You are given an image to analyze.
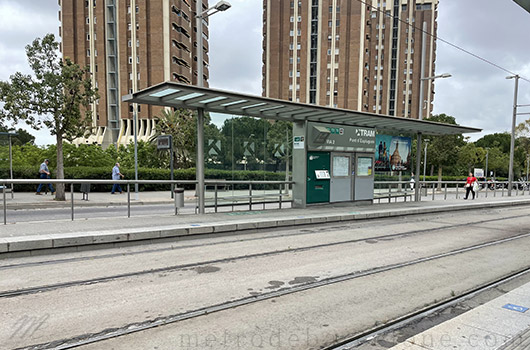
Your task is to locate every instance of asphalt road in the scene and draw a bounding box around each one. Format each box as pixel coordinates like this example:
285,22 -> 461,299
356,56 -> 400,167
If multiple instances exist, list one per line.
3,205 -> 530,349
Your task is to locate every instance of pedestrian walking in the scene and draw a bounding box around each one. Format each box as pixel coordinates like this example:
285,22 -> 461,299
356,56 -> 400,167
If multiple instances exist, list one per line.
111,162 -> 124,194
36,159 -> 55,195
464,172 -> 477,200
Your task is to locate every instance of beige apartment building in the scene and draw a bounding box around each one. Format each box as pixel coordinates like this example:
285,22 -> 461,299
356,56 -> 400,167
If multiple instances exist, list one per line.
263,0 -> 438,119
59,0 -> 209,147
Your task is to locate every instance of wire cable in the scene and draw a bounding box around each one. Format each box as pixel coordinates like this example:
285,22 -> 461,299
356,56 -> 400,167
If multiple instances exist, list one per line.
356,0 -> 530,84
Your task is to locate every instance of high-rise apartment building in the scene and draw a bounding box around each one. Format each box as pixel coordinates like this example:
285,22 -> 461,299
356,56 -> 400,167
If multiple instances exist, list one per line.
263,0 -> 438,119
59,0 -> 210,147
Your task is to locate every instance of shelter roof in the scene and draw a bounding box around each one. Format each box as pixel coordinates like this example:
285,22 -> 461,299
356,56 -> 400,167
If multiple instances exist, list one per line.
122,82 -> 481,136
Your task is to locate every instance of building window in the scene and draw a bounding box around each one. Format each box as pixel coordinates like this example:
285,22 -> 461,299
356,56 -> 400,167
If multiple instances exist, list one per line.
298,16 -> 302,22
290,16 -> 294,22
290,30 -> 294,36
86,49 -> 90,56
371,11 -> 377,18
128,23 -> 132,31
128,40 -> 132,47
297,43 -> 301,50
86,17 -> 89,24
128,56 -> 132,64
87,34 -> 90,41
127,6 -> 131,14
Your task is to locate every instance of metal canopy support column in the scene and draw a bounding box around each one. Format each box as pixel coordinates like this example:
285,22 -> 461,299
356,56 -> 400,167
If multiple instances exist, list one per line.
197,107 -> 205,214
415,132 -> 422,201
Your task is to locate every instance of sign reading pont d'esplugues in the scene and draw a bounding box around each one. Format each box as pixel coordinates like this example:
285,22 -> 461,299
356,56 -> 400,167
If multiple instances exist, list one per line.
307,122 -> 375,152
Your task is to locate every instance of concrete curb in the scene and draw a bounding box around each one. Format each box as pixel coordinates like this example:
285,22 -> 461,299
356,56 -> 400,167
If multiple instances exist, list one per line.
3,198 -> 530,256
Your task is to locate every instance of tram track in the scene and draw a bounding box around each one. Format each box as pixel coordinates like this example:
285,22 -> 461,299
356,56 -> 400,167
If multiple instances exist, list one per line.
1,210 -> 526,272
15,231 -> 530,350
325,268 -> 530,350
1,212 -> 527,299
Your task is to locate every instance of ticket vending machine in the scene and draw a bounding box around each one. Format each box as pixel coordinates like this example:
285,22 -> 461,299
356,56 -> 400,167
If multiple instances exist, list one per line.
292,121 -> 375,208
306,152 -> 331,204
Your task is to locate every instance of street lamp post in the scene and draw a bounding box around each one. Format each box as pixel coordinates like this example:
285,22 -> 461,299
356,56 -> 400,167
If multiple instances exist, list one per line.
507,75 -> 519,196
195,0 -> 231,214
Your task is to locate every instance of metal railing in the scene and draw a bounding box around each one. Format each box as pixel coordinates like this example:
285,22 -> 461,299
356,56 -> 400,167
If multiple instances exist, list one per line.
374,180 -> 530,203
1,179 -> 294,225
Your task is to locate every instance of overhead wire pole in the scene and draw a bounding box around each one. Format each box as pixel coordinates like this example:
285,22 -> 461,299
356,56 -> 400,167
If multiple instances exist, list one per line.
415,22 -> 428,202
195,0 -> 231,214
196,0 -> 206,214
507,75 -> 519,196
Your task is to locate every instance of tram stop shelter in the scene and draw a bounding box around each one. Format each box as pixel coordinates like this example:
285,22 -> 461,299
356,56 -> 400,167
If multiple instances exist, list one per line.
123,82 -> 481,213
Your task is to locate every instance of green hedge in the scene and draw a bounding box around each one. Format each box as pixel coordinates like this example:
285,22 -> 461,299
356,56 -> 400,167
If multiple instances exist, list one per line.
0,166 -> 286,192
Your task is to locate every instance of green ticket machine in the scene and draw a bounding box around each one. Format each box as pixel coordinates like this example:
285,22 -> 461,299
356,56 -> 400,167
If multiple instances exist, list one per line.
306,152 -> 331,204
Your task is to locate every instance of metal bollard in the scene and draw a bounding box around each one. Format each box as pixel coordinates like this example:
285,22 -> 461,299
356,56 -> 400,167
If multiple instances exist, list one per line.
174,188 -> 185,215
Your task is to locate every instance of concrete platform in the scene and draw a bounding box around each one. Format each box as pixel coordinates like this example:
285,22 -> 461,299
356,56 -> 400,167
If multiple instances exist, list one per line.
389,282 -> 530,349
2,191 -> 530,256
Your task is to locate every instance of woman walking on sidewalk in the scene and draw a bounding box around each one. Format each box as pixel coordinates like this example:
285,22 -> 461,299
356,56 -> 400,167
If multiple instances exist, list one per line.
464,172 -> 477,200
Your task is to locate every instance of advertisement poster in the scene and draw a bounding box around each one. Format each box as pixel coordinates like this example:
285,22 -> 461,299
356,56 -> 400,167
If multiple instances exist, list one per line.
375,135 -> 411,172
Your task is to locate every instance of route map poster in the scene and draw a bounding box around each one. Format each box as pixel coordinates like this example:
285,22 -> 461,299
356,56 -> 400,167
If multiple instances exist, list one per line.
375,135 -> 411,172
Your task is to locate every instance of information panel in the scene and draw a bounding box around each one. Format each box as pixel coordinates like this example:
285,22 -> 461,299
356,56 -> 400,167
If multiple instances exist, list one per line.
332,156 -> 349,177
357,157 -> 373,176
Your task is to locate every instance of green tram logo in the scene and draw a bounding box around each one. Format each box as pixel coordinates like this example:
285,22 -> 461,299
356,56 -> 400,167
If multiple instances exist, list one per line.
326,127 -> 344,135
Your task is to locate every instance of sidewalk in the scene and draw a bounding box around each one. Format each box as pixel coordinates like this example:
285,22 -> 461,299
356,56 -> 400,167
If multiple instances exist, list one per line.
389,281 -> 530,349
2,191 -> 530,256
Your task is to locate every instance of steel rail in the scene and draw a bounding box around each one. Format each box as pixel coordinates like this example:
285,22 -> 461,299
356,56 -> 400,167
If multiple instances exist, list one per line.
326,267 -> 530,350
2,212 -> 528,297
17,232 -> 530,350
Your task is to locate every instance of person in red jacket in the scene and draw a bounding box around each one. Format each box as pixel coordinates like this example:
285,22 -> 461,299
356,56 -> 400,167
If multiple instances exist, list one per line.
464,172 -> 477,200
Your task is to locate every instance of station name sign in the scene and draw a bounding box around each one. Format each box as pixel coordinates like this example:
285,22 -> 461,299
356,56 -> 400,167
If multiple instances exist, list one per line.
307,122 -> 375,152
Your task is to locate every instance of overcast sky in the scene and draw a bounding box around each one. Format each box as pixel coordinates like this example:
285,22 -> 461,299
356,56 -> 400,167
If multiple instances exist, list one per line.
0,0 -> 529,145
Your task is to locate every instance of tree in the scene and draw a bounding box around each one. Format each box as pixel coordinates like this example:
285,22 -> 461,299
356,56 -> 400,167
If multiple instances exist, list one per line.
475,133 -> 512,154
457,142 -> 483,174
220,117 -> 271,170
0,34 -> 98,200
424,114 -> 465,183
150,108 -> 198,169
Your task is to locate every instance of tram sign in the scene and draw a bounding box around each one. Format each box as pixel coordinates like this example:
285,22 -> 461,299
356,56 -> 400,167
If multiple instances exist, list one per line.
157,135 -> 172,150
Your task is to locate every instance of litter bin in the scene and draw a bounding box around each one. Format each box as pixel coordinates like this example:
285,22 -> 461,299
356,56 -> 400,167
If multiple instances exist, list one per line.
174,188 -> 184,214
